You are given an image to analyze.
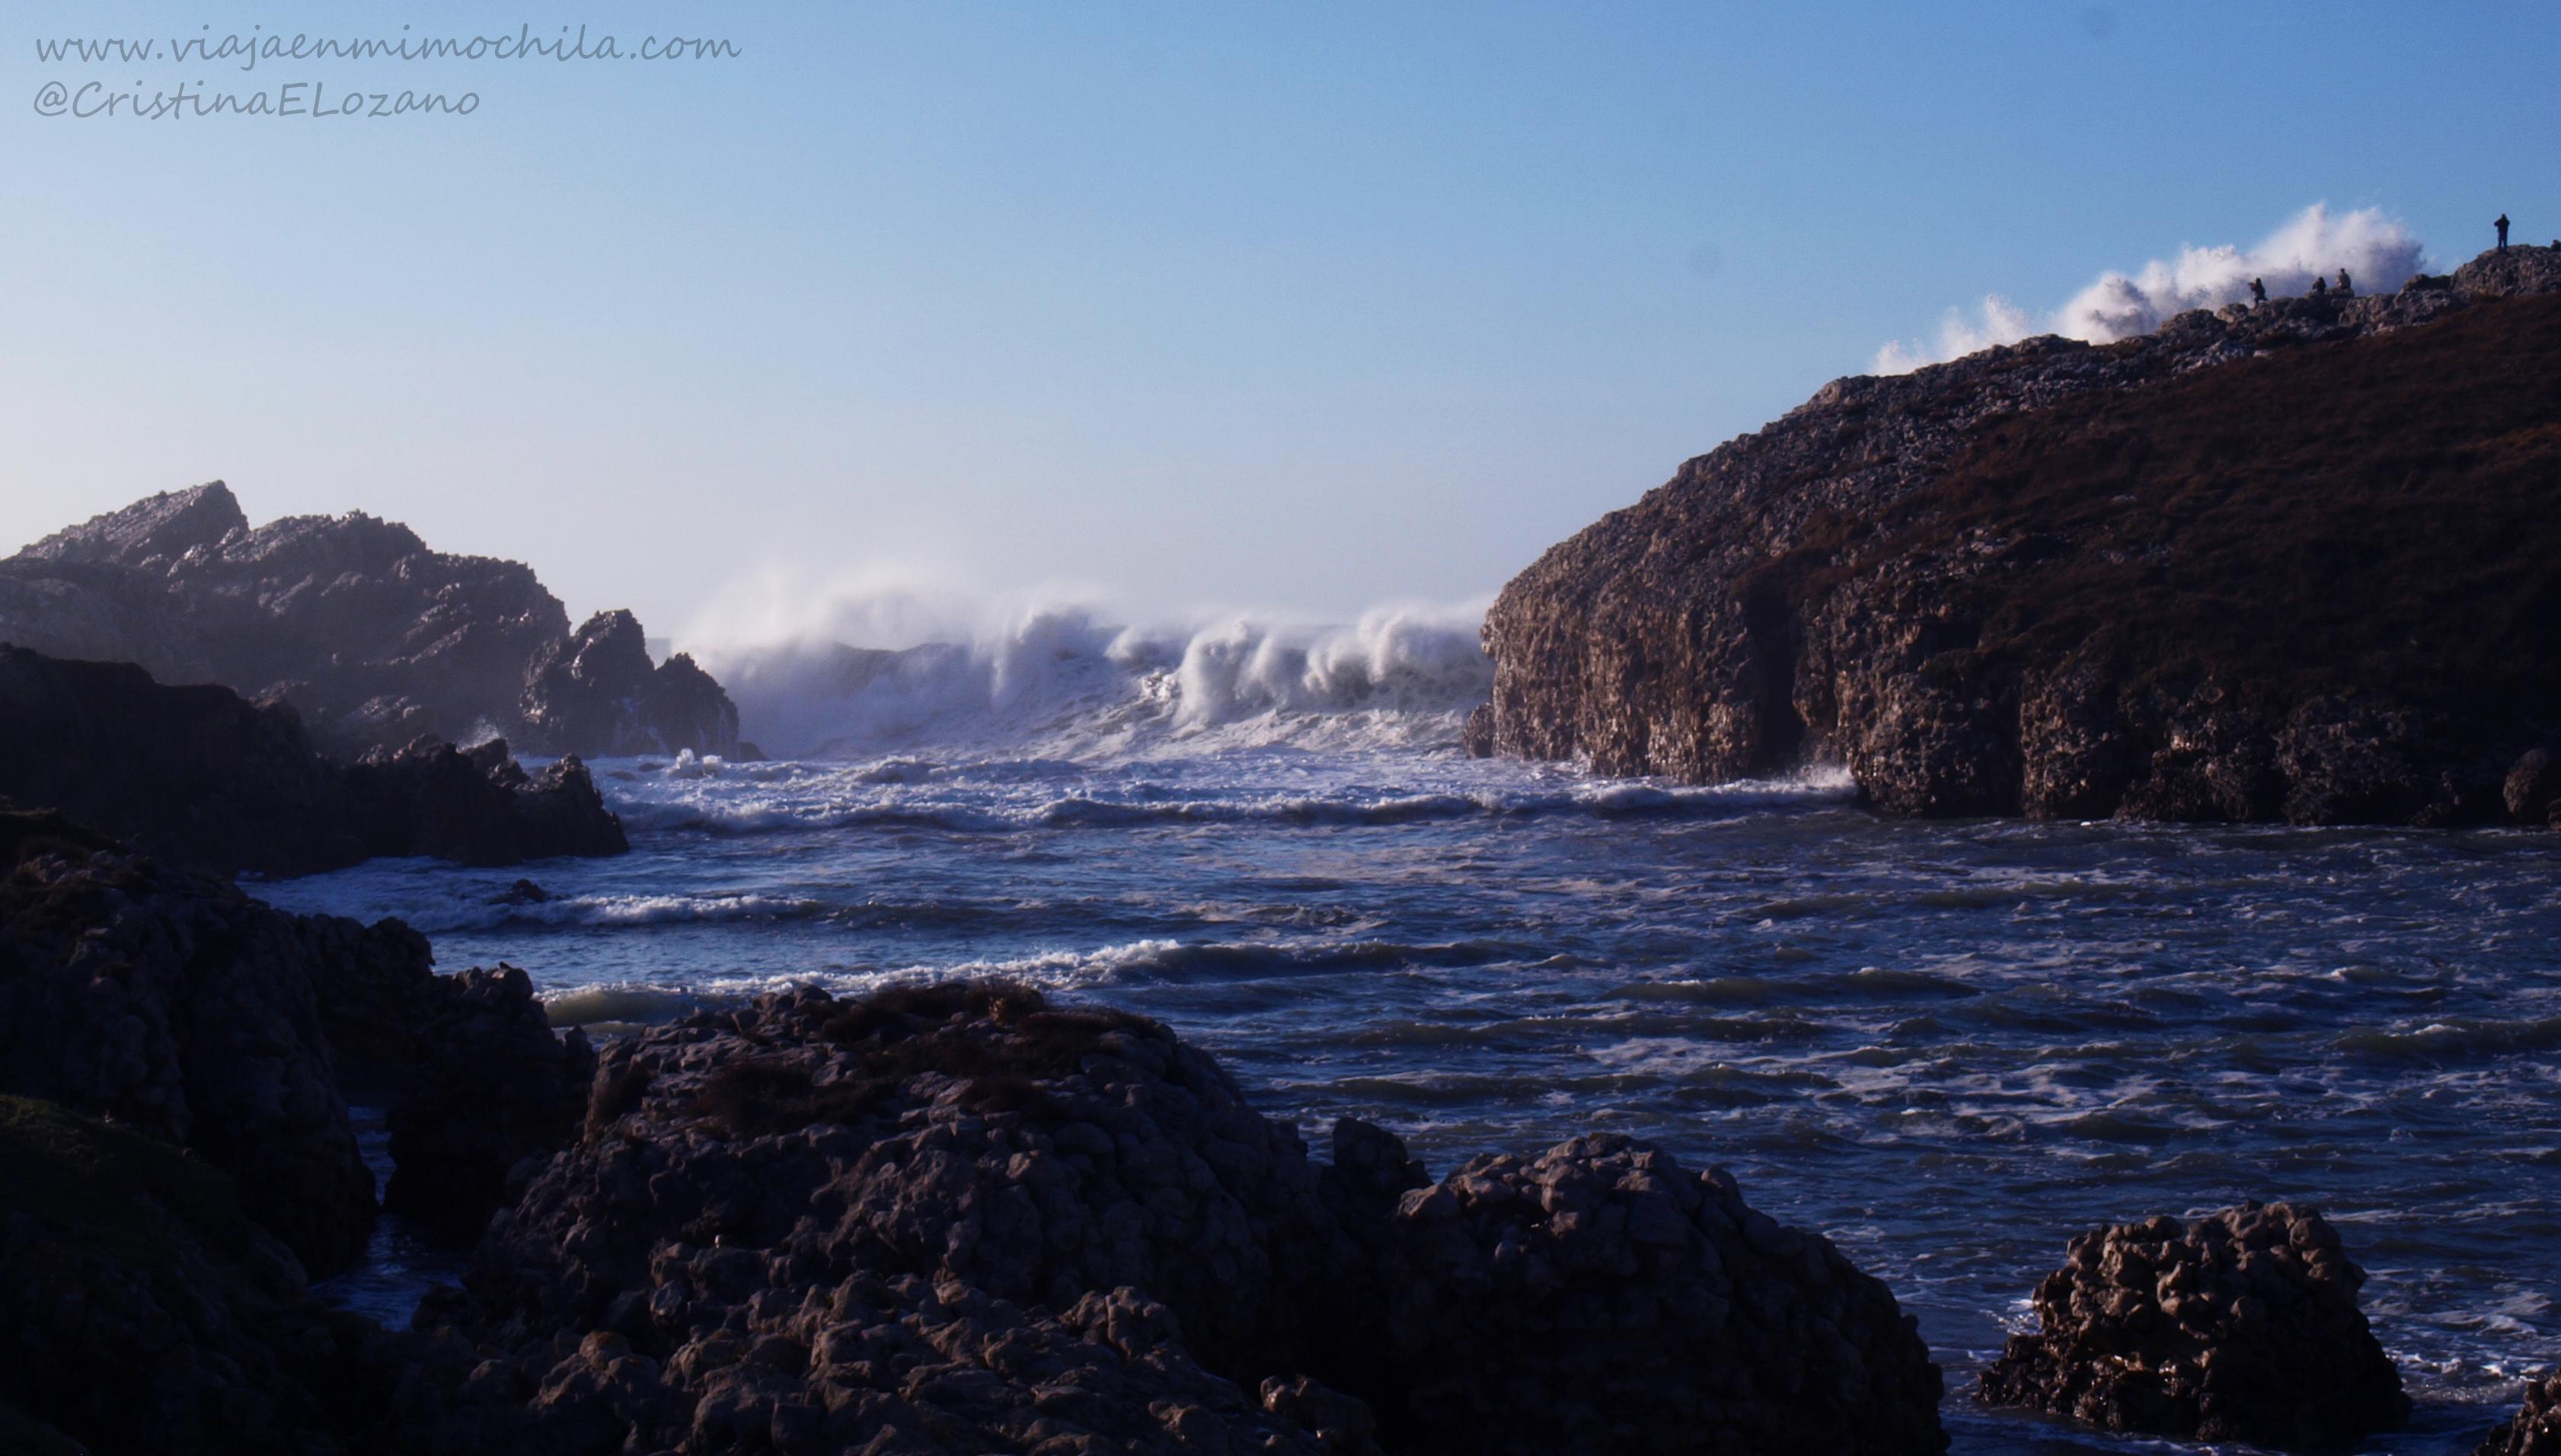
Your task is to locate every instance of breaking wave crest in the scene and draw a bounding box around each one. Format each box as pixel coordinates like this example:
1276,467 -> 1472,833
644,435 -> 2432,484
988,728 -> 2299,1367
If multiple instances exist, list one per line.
686,598 -> 1493,761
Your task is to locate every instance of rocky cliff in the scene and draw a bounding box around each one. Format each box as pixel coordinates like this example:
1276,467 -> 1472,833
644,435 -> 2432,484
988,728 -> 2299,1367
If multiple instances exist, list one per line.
0,481 -> 739,761
1473,245 -> 2561,824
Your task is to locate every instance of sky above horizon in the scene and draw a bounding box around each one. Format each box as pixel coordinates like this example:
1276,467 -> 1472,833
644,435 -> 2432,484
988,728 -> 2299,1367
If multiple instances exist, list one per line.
8,1 -> 2558,647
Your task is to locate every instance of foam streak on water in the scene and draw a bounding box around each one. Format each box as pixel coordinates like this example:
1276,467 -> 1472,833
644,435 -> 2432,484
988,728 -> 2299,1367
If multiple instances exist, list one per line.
263,739 -> 2561,1454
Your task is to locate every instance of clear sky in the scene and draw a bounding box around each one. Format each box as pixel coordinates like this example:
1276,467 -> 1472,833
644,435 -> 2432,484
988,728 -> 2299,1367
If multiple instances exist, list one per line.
8,1 -> 2557,644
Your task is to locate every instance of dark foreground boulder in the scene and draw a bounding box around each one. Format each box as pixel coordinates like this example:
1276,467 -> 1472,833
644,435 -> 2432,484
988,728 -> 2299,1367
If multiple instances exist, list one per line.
0,1094 -> 391,1456
1978,1201 -> 2407,1452
1380,1134 -> 1943,1454
415,981 -> 1946,1455
383,963 -> 596,1240
2476,1371 -> 2561,1455
1,822 -> 602,1274
0,840 -> 380,1272
0,643 -> 626,876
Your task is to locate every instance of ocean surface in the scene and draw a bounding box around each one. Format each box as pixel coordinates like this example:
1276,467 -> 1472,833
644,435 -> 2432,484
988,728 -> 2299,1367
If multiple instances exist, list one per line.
267,685 -> 2561,1455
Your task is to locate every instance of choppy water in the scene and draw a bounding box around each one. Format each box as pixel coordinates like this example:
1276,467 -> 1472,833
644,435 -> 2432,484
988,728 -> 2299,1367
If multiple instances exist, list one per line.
269,739 -> 2561,1454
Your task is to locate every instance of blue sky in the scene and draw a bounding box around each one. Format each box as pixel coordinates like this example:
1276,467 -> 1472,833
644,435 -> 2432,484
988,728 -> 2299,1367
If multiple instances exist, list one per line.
8,1 -> 2556,642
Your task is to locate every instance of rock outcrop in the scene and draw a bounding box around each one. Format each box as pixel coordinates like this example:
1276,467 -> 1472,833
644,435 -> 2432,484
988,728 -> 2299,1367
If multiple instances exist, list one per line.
0,481 -> 739,760
2476,1371 -> 2561,1456
410,981 -> 1947,1455
0,1093 -> 394,1456
1378,1135 -> 1943,1453
1978,1202 -> 2407,1452
0,822 -> 603,1274
0,643 -> 625,876
1475,246 -> 2561,825
521,608 -> 743,759
0,839 -> 382,1272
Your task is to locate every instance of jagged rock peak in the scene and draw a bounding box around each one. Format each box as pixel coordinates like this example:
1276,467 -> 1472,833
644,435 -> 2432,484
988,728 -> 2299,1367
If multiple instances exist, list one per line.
18,479 -> 247,567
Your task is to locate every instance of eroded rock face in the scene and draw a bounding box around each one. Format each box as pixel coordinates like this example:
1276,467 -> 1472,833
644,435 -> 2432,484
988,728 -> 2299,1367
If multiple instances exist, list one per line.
0,644 -> 626,876
0,481 -> 737,760
1978,1202 -> 2408,1452
1477,247 -> 2561,826
2475,1372 -> 2561,1456
413,982 -> 1948,1456
520,609 -> 741,759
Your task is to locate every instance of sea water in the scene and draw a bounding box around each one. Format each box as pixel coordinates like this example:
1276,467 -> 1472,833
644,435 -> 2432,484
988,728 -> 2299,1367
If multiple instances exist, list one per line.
267,710 -> 2561,1454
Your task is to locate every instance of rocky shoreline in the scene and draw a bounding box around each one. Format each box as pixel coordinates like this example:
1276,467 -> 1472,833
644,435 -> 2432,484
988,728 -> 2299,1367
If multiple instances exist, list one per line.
1471,245 -> 2561,827
0,813 -> 2549,1454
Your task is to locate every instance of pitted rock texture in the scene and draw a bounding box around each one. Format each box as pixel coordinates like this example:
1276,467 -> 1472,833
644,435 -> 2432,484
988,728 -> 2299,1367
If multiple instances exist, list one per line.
0,480 -> 737,759
0,643 -> 625,875
422,982 -> 1946,1455
1477,246 -> 2561,825
1378,1135 -> 1943,1454
2476,1371 -> 2561,1456
1978,1201 -> 2408,1452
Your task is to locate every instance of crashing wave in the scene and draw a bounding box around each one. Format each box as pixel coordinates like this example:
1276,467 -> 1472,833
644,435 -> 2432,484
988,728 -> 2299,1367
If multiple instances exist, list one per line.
688,599 -> 1494,760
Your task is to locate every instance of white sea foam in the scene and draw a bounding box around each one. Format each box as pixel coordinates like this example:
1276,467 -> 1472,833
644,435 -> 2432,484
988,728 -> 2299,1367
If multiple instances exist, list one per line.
679,581 -> 1494,761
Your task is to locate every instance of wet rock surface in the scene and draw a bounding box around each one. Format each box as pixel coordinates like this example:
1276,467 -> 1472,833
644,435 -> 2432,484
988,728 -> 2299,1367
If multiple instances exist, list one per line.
396,981 -> 1947,1455
0,643 -> 625,875
1978,1201 -> 2407,1452
2476,1371 -> 2561,1456
0,480 -> 737,759
1477,246 -> 2561,825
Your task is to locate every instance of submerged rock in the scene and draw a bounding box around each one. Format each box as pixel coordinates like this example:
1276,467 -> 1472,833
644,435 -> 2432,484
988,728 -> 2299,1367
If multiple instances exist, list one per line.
0,643 -> 625,876
1477,247 -> 2561,826
1978,1201 -> 2408,1452
0,480 -> 738,760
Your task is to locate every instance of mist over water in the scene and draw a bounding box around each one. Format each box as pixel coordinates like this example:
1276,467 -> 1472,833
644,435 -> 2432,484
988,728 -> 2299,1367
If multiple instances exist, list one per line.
682,586 -> 1495,761
267,688 -> 2561,1454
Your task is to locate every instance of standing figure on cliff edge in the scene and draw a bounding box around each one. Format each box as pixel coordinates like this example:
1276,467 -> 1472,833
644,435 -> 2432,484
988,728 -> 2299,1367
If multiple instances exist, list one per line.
2336,268 -> 2353,297
2250,276 -> 2266,304
2496,213 -> 2510,250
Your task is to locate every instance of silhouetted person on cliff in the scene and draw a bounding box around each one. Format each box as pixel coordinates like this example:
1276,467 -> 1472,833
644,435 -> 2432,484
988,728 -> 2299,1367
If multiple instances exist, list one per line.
2336,268 -> 2353,296
2250,277 -> 2266,304
2309,274 -> 2327,299
2496,214 -> 2510,251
